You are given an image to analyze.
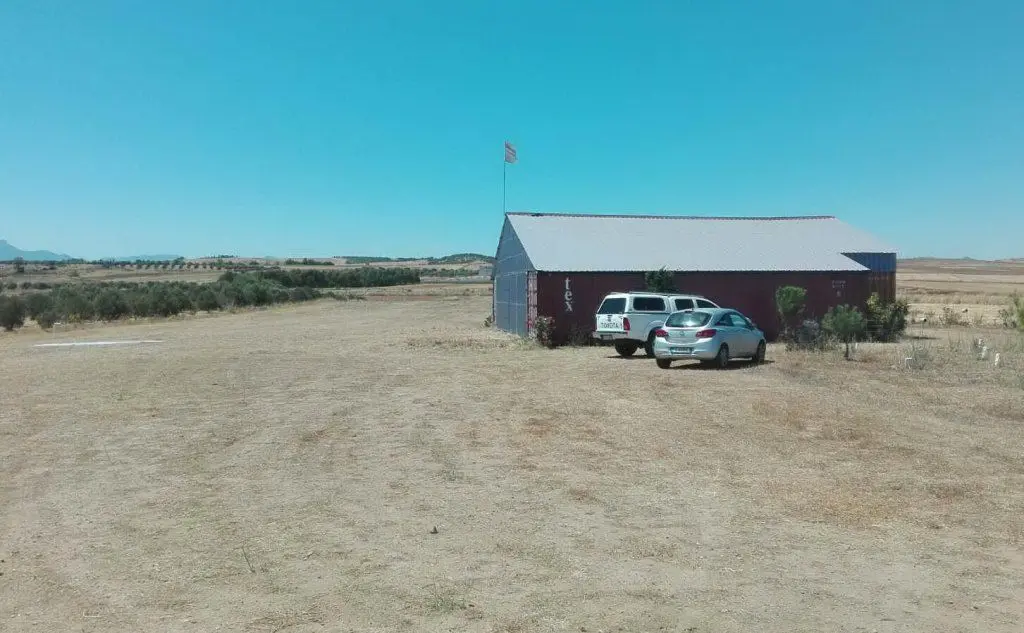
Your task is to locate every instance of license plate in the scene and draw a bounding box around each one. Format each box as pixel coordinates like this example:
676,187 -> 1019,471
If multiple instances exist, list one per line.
670,347 -> 692,355
600,334 -> 612,340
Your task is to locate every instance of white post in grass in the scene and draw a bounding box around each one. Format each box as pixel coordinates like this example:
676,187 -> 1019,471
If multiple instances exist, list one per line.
981,346 -> 989,360
994,353 -> 1002,368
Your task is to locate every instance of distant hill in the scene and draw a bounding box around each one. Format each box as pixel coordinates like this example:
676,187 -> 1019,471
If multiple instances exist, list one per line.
340,253 -> 494,265
0,239 -> 73,261
104,254 -> 183,262
433,253 -> 494,264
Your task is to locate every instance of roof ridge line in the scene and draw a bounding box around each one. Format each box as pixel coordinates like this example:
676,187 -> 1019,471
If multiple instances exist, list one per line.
506,212 -> 837,221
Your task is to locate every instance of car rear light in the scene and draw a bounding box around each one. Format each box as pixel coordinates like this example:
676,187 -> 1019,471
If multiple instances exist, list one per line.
623,317 -> 630,332
654,328 -> 668,338
695,328 -> 717,339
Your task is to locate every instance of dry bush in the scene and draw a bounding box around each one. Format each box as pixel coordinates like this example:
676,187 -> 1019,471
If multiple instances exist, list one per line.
941,306 -> 968,327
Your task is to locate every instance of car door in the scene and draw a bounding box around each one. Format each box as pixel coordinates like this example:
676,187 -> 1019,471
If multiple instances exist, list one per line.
630,296 -> 668,339
727,312 -> 756,356
716,312 -> 748,356
713,312 -> 738,353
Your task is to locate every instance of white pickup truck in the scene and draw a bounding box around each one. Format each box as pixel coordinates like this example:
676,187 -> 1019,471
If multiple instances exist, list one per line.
593,292 -> 720,357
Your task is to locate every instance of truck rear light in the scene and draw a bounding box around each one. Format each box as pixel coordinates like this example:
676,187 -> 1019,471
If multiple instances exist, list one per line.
623,317 -> 630,332
695,328 -> 717,339
654,329 -> 668,338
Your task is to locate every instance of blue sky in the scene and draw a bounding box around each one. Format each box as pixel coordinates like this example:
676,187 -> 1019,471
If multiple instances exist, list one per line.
2,1 -> 1022,259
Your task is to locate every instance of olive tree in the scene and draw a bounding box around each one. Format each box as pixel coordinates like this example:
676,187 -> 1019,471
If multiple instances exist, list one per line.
823,304 -> 867,359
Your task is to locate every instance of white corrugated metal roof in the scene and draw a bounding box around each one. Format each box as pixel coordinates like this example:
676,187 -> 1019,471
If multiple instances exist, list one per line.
507,213 -> 895,272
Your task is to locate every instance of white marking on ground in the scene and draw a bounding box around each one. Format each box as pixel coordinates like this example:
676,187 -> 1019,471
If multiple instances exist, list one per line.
34,340 -> 165,348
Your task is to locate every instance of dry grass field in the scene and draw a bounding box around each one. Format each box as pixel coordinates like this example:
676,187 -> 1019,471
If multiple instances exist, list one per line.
898,258 -> 1024,326
2,286 -> 1024,632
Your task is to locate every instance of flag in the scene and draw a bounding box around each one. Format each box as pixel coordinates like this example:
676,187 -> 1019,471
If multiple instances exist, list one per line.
504,141 -> 517,164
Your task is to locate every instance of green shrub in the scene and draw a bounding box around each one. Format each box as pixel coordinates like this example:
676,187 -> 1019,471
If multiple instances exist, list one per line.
534,316 -> 556,348
4,282 -> 16,290
222,266 -> 419,289
998,293 -> 1024,331
865,293 -> 909,342
36,310 -> 58,330
0,295 -> 27,331
129,291 -> 155,317
823,305 -> 867,359
24,292 -> 54,320
20,277 -> 322,324
52,287 -> 95,322
785,319 -> 834,352
775,286 -> 807,337
95,289 -> 130,320
195,288 -> 222,311
644,268 -> 675,293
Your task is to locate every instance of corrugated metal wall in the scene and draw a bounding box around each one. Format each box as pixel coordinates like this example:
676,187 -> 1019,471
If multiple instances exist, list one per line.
536,271 -> 872,342
844,252 -> 897,302
493,219 -> 533,336
843,252 -> 896,272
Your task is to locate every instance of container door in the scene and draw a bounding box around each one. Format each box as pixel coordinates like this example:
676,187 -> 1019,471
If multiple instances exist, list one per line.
527,272 -> 538,334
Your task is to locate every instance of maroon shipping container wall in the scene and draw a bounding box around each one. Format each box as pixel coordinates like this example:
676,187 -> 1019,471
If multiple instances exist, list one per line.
536,271 -> 872,342
867,272 -> 896,303
533,272 -> 644,339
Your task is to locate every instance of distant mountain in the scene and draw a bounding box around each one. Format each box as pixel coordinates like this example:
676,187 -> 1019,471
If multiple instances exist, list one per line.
0,239 -> 73,261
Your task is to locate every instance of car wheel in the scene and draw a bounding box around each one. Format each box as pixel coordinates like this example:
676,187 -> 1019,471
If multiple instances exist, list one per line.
754,340 -> 766,364
715,344 -> 729,369
656,358 -> 672,369
614,341 -> 639,357
645,333 -> 657,357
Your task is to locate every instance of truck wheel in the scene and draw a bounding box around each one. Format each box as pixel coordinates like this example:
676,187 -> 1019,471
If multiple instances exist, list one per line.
645,333 -> 657,357
614,341 -> 639,357
656,359 -> 672,369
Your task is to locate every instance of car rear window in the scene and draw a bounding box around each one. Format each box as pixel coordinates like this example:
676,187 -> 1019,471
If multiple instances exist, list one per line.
666,311 -> 713,327
597,297 -> 627,314
631,297 -> 666,312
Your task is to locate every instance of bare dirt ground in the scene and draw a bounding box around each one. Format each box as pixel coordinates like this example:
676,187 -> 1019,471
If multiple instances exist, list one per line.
2,291 -> 1024,632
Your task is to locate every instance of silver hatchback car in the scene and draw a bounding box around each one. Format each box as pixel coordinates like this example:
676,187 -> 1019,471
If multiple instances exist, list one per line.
652,308 -> 766,369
